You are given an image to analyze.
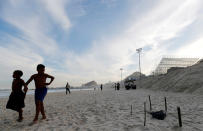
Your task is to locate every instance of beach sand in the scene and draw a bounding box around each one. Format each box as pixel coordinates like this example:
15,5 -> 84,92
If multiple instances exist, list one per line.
1,88 -> 203,131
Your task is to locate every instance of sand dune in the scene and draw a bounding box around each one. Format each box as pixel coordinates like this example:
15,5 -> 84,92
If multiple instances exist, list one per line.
138,61 -> 203,94
0,88 -> 203,131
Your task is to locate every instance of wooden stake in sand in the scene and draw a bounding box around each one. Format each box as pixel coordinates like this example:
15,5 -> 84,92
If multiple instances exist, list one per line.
130,104 -> 133,115
94,91 -> 97,105
177,106 -> 182,127
164,97 -> 167,112
148,95 -> 152,111
144,102 -> 146,126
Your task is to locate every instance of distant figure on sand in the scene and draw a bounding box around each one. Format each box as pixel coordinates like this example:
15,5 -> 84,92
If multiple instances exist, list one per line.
6,70 -> 28,122
66,82 -> 71,94
100,84 -> 103,91
117,83 -> 120,90
26,64 -> 54,123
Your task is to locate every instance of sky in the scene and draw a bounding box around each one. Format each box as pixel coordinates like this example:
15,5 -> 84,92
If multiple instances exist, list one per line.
0,0 -> 203,89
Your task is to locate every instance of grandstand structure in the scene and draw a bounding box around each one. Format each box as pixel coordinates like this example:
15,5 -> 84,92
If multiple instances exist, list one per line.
154,57 -> 199,75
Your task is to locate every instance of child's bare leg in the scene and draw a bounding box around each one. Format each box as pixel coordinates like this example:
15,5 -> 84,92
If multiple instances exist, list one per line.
17,109 -> 23,122
40,102 -> 46,119
33,101 -> 41,122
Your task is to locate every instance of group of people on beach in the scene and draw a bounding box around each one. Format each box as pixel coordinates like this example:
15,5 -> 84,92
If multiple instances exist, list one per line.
6,64 -> 104,124
6,64 -> 54,124
115,82 -> 120,90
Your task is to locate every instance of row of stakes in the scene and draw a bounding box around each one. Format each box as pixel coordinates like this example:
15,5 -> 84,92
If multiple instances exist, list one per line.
142,95 -> 182,127
129,95 -> 182,127
93,90 -> 182,128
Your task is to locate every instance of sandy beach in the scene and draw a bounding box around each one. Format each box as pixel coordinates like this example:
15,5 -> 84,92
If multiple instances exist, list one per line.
1,88 -> 203,131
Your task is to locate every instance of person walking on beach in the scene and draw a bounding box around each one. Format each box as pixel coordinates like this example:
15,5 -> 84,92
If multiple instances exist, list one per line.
66,82 -> 71,94
6,70 -> 28,122
117,82 -> 120,90
100,84 -> 103,91
26,64 -> 54,123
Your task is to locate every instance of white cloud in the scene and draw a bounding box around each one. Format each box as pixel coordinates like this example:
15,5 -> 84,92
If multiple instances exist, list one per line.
0,36 -> 44,89
128,0 -> 201,44
62,0 -> 203,83
1,1 -> 59,55
0,0 -> 68,88
0,0 -> 203,88
174,37 -> 203,58
101,0 -> 117,8
41,0 -> 71,30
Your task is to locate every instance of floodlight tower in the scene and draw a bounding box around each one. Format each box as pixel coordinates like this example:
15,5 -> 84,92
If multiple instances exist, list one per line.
120,68 -> 123,87
136,48 -> 142,87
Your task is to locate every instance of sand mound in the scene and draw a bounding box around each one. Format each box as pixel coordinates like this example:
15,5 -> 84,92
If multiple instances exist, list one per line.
139,61 -> 203,94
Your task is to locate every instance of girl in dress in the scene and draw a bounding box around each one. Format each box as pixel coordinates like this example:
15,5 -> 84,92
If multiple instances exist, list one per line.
6,70 -> 28,122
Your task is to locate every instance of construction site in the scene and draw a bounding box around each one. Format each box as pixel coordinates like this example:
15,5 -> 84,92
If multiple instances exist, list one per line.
136,57 -> 203,94
153,57 -> 200,75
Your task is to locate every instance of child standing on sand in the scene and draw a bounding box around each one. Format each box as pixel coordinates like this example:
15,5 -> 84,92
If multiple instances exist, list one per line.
6,70 -> 28,122
26,64 -> 54,123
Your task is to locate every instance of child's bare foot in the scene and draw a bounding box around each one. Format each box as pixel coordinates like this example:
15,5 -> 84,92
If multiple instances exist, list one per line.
33,117 -> 38,123
17,117 -> 23,122
41,115 -> 46,120
29,120 -> 37,126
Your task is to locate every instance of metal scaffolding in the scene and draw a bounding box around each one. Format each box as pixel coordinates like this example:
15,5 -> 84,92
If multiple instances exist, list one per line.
154,57 -> 199,75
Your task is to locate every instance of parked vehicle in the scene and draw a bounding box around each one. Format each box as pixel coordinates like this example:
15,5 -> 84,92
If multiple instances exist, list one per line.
124,78 -> 136,90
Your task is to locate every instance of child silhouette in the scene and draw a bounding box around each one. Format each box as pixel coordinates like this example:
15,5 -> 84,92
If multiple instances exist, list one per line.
26,64 -> 54,123
6,70 -> 28,122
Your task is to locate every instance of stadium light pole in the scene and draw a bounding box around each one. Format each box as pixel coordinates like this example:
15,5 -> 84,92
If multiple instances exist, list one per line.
136,48 -> 142,88
120,68 -> 123,87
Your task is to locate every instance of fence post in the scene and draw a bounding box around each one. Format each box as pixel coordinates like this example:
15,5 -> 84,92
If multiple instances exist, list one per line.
165,97 -> 167,112
177,106 -> 182,127
144,102 -> 146,126
131,104 -> 133,115
149,95 -> 152,111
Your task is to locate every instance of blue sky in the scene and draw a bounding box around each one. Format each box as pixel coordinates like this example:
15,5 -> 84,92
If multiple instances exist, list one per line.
0,0 -> 203,89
